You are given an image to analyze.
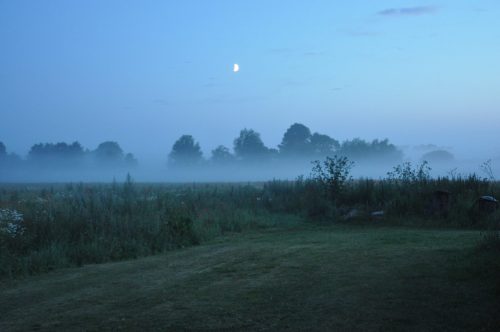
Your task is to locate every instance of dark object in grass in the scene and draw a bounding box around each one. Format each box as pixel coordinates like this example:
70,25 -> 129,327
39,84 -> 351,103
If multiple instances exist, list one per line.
371,210 -> 384,219
429,190 -> 451,217
344,208 -> 362,221
473,196 -> 499,215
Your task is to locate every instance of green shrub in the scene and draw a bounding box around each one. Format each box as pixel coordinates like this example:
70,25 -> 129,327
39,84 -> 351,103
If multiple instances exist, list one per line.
311,156 -> 354,204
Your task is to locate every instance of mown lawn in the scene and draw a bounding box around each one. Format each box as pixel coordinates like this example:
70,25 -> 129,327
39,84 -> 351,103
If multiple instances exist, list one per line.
1,225 -> 499,331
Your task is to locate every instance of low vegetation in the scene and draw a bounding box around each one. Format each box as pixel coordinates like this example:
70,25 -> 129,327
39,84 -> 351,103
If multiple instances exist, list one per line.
1,157 -> 499,330
1,226 -> 499,331
1,158 -> 499,278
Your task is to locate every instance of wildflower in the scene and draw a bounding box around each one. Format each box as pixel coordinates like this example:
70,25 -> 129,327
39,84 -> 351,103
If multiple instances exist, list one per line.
0,208 -> 25,237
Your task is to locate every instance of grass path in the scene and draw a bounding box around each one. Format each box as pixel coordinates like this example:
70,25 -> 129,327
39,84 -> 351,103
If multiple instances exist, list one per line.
1,225 -> 499,331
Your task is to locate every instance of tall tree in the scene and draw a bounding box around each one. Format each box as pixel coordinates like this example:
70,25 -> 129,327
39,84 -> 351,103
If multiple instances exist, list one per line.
94,141 -> 124,164
233,129 -> 269,161
279,123 -> 312,156
421,150 -> 454,163
124,153 -> 139,167
370,139 -> 403,162
28,141 -> 85,165
169,135 -> 203,166
0,142 -> 6,158
211,145 -> 235,164
339,138 -> 402,162
310,133 -> 340,156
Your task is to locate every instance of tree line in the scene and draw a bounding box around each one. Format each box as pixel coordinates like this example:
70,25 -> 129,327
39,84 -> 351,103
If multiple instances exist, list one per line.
0,141 -> 137,170
169,123 -> 402,167
0,123 -> 403,170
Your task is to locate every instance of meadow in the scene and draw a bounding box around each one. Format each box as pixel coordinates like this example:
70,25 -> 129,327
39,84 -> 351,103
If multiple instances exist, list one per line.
1,160 -> 500,330
1,225 -> 499,330
1,160 -> 499,278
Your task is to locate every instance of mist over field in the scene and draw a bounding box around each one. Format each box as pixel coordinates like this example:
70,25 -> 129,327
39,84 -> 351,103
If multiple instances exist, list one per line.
2,3 -> 500,331
1,123 -> 499,183
2,1 -> 500,183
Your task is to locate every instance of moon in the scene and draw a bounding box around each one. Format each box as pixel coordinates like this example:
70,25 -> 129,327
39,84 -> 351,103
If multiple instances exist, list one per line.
233,63 -> 239,73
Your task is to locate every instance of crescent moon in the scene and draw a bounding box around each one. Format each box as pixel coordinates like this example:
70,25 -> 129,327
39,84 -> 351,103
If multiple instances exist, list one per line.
233,64 -> 240,73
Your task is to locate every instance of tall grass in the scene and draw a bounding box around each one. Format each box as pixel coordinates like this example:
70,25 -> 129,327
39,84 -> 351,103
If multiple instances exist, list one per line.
263,162 -> 499,227
0,180 -> 299,278
1,165 -> 499,278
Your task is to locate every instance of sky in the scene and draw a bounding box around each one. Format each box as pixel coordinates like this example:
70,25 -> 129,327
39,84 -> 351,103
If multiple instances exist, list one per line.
1,0 -> 500,162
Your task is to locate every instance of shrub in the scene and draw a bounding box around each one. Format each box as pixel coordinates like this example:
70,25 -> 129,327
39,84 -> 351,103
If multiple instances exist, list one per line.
387,161 -> 431,184
311,155 -> 354,204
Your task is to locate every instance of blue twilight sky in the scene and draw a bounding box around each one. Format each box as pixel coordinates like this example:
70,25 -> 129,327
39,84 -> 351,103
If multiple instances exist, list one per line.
1,0 -> 500,161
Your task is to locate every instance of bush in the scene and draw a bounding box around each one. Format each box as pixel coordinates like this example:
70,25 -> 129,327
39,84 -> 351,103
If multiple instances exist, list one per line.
387,161 -> 431,184
311,155 -> 354,204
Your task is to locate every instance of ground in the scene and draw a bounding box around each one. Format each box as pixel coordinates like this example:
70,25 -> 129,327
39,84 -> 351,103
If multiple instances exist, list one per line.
1,225 -> 499,331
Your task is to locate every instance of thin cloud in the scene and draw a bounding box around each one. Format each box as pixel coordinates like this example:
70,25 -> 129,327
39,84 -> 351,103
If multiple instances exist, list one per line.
378,6 -> 437,17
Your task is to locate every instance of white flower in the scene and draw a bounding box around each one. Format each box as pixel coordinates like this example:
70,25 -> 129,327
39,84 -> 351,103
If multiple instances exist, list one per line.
0,208 -> 25,237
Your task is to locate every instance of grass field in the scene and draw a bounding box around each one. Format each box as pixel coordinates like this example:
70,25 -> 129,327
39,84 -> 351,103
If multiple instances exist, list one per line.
1,224 -> 499,331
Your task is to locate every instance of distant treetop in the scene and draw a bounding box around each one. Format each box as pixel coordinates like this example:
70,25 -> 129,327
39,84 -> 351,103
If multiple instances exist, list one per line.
28,141 -> 85,161
421,150 -> 454,163
279,123 -> 312,156
310,132 -> 340,157
0,142 -> 6,157
94,141 -> 124,163
339,138 -> 402,163
169,135 -> 203,166
211,145 -> 235,164
234,129 -> 269,160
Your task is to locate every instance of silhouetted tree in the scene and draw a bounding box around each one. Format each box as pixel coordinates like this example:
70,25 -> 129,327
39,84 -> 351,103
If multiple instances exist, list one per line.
268,148 -> 279,158
0,142 -> 6,158
0,142 -> 7,170
211,145 -> 235,164
339,138 -> 402,163
169,135 -> 203,166
370,139 -> 403,162
0,146 -> 21,177
310,133 -> 340,157
124,153 -> 139,167
233,129 -> 269,161
94,141 -> 124,164
279,123 -> 312,156
28,144 -> 46,160
29,142 -> 84,159
28,141 -> 85,167
62,142 -> 85,159
338,138 -> 370,160
421,150 -> 454,163
312,155 -> 354,203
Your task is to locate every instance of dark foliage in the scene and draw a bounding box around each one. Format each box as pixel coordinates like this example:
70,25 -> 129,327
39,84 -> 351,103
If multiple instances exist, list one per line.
28,141 -> 85,166
421,150 -> 455,163
339,138 -> 403,163
169,135 -> 203,166
211,145 -> 235,164
279,123 -> 312,156
0,142 -> 6,157
310,132 -> 340,157
234,128 -> 270,161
